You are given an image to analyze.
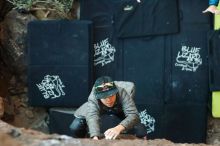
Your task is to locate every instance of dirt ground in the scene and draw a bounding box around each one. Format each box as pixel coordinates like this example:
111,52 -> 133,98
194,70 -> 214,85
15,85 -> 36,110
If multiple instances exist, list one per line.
207,116 -> 220,145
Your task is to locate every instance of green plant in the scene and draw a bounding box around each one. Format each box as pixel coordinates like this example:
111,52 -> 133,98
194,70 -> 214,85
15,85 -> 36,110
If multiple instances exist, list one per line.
7,0 -> 73,16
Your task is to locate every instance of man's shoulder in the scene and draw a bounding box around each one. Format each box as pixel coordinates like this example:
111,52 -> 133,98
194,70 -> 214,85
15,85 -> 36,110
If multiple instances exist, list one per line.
114,81 -> 135,98
88,87 -> 97,100
114,81 -> 135,88
114,81 -> 135,90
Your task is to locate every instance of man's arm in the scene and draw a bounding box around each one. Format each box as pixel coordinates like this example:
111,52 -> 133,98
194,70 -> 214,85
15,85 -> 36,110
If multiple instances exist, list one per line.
104,88 -> 140,139
86,88 -> 101,138
119,88 -> 140,130
203,0 -> 220,14
104,124 -> 125,139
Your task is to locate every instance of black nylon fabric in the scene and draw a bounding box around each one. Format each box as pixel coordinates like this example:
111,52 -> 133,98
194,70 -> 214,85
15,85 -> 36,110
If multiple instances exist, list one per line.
80,0 -> 122,79
114,0 -> 179,38
136,104 -> 165,139
27,20 -> 93,66
164,103 -> 207,143
178,0 -> 211,24
49,108 -> 76,136
28,66 -> 90,107
208,30 -> 220,91
80,0 -> 115,27
80,0 -> 179,38
167,24 -> 210,104
27,20 -> 93,107
92,26 -> 123,80
123,36 -> 165,105
161,24 -> 210,143
121,24 -> 210,142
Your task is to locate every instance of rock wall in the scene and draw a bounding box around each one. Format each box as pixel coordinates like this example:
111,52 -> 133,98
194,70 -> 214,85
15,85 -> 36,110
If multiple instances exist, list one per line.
0,10 -> 36,83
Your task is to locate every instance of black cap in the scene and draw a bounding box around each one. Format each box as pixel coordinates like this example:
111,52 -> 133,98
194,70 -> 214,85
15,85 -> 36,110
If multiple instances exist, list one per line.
94,76 -> 118,99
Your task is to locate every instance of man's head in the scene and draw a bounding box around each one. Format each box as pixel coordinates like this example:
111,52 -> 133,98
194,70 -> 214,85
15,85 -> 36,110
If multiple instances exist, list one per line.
94,76 -> 118,106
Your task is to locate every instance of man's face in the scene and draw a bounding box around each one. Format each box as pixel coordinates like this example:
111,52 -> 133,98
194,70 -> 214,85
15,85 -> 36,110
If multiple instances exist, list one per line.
100,94 -> 116,107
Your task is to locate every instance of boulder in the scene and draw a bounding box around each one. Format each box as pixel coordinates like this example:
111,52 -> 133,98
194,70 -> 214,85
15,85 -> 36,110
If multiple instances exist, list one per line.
0,10 -> 36,83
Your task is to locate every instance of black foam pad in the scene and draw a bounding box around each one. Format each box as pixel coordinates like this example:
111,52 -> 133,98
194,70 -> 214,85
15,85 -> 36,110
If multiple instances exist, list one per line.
27,20 -> 93,66
123,36 -> 165,105
92,26 -> 123,79
164,103 -> 207,143
80,0 -> 179,38
28,66 -> 90,107
48,108 -> 76,136
208,30 -> 220,91
167,24 -> 210,104
178,0 -> 211,24
114,0 -> 179,38
136,104 -> 165,139
27,20 -> 93,107
80,0 -> 115,27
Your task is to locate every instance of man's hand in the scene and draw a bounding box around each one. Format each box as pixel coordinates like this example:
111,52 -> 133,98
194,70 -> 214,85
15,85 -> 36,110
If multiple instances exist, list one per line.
92,136 -> 99,140
104,125 -> 125,140
203,5 -> 220,14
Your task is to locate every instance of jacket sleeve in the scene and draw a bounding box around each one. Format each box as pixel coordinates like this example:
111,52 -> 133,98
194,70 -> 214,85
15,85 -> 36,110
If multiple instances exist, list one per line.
209,0 -> 219,6
119,88 -> 140,130
86,88 -> 101,137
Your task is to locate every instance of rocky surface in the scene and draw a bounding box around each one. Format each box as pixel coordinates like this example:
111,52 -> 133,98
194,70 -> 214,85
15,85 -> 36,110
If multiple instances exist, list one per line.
0,120 -> 216,146
0,10 -> 36,83
1,76 -> 48,133
207,116 -> 220,145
